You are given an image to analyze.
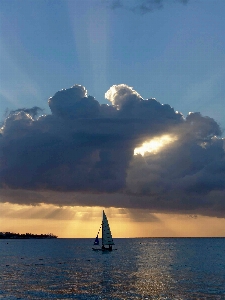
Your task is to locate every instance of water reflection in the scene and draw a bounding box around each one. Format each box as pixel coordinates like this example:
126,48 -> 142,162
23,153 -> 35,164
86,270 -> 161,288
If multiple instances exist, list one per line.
1,238 -> 225,299
84,242 -> 140,299
133,238 -> 177,299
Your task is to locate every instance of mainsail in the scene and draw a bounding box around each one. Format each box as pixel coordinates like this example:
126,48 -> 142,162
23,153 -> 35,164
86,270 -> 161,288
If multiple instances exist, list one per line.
102,210 -> 115,246
92,210 -> 115,251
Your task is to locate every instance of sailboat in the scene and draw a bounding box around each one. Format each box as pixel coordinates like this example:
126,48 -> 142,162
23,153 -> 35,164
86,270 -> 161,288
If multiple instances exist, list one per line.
92,210 -> 116,251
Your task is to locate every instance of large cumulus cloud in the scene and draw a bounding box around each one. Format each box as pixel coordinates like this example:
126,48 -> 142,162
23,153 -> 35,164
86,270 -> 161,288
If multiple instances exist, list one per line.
0,83 -> 225,217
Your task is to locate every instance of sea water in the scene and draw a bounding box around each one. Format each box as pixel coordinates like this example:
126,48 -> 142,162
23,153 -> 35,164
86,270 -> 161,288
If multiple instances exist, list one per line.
0,238 -> 225,299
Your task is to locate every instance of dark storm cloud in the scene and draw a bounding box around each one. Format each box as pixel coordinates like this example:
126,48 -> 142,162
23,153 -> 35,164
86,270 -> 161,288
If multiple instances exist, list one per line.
126,112 -> 225,217
106,0 -> 189,14
0,84 -> 182,192
0,83 -> 225,218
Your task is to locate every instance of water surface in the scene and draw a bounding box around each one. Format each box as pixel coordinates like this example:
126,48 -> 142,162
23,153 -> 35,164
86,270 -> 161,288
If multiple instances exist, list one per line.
0,238 -> 225,299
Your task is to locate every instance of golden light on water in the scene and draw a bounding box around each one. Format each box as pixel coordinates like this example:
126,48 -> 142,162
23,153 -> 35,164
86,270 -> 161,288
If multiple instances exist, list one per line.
134,134 -> 177,156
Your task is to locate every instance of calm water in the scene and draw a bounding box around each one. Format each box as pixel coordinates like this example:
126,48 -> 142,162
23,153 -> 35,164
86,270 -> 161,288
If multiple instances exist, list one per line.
0,238 -> 225,299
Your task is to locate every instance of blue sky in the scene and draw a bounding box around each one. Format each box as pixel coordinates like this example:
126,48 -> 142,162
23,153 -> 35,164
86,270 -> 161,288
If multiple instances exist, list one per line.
1,0 -> 225,131
1,0 -> 225,237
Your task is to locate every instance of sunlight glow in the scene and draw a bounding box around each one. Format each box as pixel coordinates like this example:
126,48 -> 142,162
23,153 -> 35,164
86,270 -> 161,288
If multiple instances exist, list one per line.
0,203 -> 225,238
1,202 -> 225,237
134,134 -> 177,156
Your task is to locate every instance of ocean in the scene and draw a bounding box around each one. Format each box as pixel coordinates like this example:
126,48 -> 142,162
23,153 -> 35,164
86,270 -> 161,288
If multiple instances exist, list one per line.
0,238 -> 225,299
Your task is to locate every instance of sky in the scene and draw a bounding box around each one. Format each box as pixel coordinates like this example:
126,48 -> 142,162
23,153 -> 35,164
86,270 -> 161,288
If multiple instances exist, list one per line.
1,0 -> 225,237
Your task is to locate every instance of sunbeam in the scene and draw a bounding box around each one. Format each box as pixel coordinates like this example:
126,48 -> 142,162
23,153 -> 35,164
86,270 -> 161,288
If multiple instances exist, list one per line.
134,134 -> 177,156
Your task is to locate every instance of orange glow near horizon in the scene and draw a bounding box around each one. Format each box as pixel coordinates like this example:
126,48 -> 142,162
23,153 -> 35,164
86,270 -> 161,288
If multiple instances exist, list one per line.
1,203 -> 225,238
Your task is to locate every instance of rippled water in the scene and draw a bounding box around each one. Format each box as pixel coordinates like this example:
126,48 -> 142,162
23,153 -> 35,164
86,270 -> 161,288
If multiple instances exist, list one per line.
0,238 -> 225,299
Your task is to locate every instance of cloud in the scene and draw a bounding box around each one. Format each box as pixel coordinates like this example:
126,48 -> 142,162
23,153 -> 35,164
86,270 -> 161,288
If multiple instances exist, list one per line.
9,107 -> 44,119
105,84 -> 142,108
0,83 -> 225,218
106,0 -> 190,14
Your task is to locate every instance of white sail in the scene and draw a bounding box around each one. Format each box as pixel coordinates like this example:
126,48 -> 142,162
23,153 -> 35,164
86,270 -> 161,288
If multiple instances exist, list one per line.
102,210 -> 115,246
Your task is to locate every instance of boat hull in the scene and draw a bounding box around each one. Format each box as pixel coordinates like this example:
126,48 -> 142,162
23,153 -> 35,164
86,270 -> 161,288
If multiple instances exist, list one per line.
92,248 -> 117,251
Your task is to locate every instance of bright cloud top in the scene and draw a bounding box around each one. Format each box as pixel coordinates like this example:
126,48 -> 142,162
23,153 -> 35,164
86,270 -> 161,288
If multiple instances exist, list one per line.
0,84 -> 225,218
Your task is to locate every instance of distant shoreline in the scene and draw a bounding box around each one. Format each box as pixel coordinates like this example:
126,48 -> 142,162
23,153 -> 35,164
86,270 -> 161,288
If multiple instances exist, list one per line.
0,232 -> 57,239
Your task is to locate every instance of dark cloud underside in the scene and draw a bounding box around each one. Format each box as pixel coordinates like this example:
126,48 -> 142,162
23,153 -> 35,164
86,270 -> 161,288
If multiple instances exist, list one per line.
0,84 -> 225,218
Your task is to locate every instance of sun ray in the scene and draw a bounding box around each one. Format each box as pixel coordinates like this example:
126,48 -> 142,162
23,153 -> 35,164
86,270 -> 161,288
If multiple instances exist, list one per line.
134,134 -> 177,156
